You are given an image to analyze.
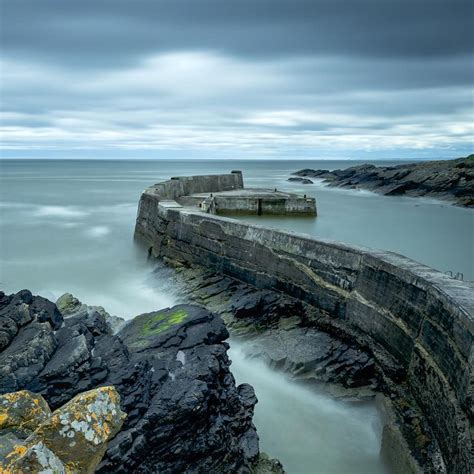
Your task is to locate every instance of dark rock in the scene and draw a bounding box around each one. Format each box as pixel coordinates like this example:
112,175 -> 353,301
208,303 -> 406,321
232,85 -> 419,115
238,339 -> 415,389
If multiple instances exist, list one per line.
252,452 -> 285,473
287,177 -> 313,184
56,292 -> 126,333
0,290 -> 263,473
292,155 -> 474,207
242,328 -> 378,396
167,266 -> 380,397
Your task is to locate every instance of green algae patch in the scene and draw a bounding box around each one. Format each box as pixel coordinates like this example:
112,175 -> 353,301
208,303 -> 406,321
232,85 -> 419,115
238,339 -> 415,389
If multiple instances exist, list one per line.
141,309 -> 188,336
119,306 -> 191,352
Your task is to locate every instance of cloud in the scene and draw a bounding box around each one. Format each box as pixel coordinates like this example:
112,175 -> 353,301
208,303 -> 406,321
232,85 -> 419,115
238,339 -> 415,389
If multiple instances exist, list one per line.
2,0 -> 472,67
0,0 -> 473,158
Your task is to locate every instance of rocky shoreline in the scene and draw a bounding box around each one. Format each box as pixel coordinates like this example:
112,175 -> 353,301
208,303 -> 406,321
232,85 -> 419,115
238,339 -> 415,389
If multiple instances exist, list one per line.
291,155 -> 474,207
0,289 -> 283,473
160,261 -> 448,472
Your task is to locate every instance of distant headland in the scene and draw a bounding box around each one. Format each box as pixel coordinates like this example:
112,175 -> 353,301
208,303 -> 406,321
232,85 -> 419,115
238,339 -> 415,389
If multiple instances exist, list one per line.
291,155 -> 474,207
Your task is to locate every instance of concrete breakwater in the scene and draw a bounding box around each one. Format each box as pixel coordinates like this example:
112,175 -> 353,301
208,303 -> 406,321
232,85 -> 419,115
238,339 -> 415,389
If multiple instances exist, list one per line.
144,171 -> 316,215
135,173 -> 473,473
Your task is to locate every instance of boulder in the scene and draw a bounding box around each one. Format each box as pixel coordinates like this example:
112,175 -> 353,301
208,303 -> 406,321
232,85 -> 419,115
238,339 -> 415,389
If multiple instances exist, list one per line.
35,386 -> 125,472
0,390 -> 51,436
56,292 -> 126,333
0,386 -> 125,473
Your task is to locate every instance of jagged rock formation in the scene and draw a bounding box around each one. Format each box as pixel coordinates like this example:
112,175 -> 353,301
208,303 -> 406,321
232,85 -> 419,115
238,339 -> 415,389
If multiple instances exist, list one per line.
56,292 -> 126,333
292,155 -> 474,206
0,289 -> 266,473
0,387 -> 125,473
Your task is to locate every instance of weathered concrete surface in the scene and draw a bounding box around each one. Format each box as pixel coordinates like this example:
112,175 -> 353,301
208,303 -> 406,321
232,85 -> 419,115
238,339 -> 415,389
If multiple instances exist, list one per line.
135,188 -> 474,473
147,171 -> 244,200
142,171 -> 316,216
180,188 -> 316,215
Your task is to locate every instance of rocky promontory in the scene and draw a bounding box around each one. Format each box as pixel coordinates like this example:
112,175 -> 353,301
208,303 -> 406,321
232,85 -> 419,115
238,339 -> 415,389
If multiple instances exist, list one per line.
0,289 -> 276,472
292,155 -> 474,206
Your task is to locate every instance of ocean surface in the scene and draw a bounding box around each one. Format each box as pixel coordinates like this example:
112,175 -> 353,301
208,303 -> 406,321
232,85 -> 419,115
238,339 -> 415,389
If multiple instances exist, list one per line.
1,158 -> 472,473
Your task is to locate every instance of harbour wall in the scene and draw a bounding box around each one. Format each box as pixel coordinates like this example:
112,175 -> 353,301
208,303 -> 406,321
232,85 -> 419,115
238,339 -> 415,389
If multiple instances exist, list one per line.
135,179 -> 473,473
148,171 -> 315,215
145,171 -> 244,201
179,194 -> 316,215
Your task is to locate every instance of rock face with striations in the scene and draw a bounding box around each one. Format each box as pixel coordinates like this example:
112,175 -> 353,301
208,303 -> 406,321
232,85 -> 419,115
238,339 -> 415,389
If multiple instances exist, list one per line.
0,289 -> 263,472
292,155 -> 474,206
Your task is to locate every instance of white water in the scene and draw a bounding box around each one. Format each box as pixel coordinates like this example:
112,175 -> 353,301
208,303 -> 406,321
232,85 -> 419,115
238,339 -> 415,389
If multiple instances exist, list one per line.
229,344 -> 387,473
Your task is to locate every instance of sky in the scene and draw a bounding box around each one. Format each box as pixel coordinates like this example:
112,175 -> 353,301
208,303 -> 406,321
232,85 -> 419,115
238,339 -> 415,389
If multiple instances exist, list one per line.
1,0 -> 473,160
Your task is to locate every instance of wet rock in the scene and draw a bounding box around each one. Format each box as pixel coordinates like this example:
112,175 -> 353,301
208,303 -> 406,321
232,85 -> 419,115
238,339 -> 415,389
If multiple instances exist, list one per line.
56,292 -> 126,333
0,290 -> 263,473
242,328 -> 378,395
287,177 -> 313,184
168,267 -> 380,396
252,452 -> 285,474
292,154 -> 474,207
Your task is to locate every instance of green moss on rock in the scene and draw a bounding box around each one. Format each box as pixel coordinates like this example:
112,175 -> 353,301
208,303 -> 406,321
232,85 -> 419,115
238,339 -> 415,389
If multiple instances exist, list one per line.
141,309 -> 188,336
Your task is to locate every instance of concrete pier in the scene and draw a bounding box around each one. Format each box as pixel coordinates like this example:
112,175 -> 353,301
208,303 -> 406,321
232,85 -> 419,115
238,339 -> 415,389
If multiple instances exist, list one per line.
135,173 -> 473,473
145,172 -> 317,216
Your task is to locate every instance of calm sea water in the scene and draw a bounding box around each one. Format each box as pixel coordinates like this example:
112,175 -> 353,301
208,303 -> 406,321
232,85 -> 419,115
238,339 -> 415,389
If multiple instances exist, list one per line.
1,158 -> 472,473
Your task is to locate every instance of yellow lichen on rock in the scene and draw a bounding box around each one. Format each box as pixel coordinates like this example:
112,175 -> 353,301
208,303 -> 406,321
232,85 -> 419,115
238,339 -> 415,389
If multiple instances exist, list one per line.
0,390 -> 51,435
2,440 -> 67,473
0,386 -> 126,474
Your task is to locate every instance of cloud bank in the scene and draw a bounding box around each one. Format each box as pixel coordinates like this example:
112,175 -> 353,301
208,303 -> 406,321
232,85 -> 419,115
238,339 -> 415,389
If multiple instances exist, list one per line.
1,0 -> 473,159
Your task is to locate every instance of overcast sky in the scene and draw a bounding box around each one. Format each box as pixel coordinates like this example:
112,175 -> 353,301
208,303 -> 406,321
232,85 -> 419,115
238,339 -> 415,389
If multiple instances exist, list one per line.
1,0 -> 473,159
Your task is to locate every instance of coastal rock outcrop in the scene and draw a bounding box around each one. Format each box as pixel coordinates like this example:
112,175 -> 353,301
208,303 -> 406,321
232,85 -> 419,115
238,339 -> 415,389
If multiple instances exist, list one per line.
0,387 -> 125,473
0,289 -> 264,473
56,292 -> 126,333
166,266 -> 380,398
292,155 -> 474,206
287,177 -> 313,184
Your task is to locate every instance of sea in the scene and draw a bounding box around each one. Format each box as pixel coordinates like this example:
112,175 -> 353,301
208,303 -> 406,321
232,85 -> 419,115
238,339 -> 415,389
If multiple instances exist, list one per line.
1,158 -> 473,473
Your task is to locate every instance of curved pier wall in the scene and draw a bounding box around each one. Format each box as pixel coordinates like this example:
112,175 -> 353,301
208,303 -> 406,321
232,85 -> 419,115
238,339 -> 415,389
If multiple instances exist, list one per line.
135,189 -> 473,473
145,172 -> 244,201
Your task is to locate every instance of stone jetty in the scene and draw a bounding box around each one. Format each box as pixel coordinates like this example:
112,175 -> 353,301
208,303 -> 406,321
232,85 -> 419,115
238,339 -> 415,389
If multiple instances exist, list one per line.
135,172 -> 474,473
144,171 -> 316,215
